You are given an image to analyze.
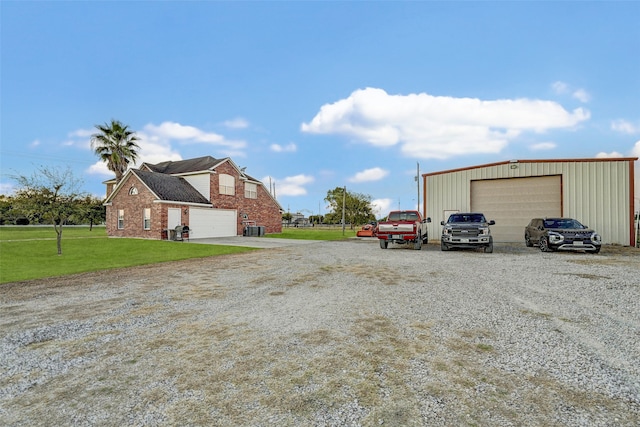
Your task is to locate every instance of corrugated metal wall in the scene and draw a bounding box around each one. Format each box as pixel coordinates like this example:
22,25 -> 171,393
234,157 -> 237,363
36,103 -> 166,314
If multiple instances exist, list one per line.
424,159 -> 633,245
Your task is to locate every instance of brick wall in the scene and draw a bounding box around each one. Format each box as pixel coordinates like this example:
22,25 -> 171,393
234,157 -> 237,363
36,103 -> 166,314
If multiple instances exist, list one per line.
210,162 -> 282,235
106,174 -> 188,239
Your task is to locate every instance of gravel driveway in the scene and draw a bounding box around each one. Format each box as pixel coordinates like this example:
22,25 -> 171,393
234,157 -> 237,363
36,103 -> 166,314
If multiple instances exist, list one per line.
1,240 -> 639,426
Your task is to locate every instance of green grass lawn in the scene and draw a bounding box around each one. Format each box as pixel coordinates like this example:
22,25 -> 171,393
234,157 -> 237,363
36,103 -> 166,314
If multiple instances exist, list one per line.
268,226 -> 357,240
0,225 -> 357,283
0,226 -> 256,284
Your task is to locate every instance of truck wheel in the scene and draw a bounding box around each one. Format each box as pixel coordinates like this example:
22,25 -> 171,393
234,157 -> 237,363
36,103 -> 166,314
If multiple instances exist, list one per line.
380,239 -> 388,249
422,233 -> 429,244
525,233 -> 533,247
414,237 -> 422,250
539,236 -> 552,252
484,237 -> 494,253
440,240 -> 449,251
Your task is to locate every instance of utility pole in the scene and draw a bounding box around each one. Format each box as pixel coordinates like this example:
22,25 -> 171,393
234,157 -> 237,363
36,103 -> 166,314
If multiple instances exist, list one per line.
342,186 -> 346,236
416,162 -> 420,214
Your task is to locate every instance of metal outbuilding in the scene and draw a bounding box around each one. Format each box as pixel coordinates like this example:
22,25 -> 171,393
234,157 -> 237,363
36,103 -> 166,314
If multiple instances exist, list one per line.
422,158 -> 637,246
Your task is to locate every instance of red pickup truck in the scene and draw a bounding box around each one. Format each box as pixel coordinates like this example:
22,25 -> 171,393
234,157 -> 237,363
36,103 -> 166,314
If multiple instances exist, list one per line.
376,210 -> 431,250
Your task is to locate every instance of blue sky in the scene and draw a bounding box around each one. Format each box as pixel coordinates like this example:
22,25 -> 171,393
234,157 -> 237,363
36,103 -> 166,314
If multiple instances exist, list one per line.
2,1 -> 639,217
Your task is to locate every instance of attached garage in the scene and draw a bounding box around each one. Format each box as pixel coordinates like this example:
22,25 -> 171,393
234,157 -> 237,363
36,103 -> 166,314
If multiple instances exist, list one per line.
423,158 -> 637,246
188,208 -> 237,238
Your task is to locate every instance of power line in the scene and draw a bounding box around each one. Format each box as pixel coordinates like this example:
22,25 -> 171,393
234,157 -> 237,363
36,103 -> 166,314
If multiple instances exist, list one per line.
0,150 -> 92,166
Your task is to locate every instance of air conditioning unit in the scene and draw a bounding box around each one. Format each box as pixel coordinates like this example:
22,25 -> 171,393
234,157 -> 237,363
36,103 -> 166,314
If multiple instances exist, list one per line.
244,226 -> 260,236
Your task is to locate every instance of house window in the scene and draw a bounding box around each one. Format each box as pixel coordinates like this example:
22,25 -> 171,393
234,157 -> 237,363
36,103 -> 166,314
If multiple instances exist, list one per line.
219,174 -> 235,195
245,182 -> 257,199
143,208 -> 151,230
129,186 -> 138,195
117,209 -> 124,229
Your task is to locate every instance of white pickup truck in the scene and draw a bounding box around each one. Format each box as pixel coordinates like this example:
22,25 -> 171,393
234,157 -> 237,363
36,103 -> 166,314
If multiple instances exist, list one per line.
377,210 -> 431,250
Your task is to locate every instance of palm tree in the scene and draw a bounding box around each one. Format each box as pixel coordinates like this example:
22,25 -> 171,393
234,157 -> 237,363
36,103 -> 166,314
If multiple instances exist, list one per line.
91,119 -> 141,184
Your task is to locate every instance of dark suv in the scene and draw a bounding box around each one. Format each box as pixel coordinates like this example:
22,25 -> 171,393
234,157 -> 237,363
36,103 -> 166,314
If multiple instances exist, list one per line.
440,212 -> 495,253
525,218 -> 601,253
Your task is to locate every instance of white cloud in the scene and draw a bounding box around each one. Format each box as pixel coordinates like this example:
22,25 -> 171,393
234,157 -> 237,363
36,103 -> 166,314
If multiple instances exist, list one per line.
595,151 -> 624,158
143,122 -> 245,149
530,142 -> 557,151
371,198 -> 393,218
262,174 -> 314,197
223,117 -> 249,129
572,89 -> 590,103
30,139 -> 41,148
301,88 -> 589,160
632,140 -> 640,157
62,128 -> 94,149
0,182 -> 16,195
552,81 -> 569,94
348,167 -> 389,183
270,143 -> 297,153
611,119 -> 639,134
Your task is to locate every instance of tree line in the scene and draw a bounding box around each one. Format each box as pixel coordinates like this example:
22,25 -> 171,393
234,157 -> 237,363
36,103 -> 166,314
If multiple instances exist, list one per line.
282,187 -> 377,228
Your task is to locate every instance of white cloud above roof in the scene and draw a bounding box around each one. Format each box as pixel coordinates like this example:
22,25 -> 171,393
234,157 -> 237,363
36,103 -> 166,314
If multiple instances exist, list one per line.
611,119 -> 639,134
349,167 -> 389,183
270,143 -> 297,153
262,174 -> 314,197
572,88 -> 590,103
530,142 -> 557,151
595,151 -> 625,158
223,117 -> 249,129
301,88 -> 589,160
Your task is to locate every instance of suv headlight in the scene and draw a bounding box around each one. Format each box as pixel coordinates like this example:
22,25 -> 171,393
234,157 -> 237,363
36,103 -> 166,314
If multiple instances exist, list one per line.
442,226 -> 452,235
591,233 -> 601,243
548,231 -> 564,244
479,227 -> 489,235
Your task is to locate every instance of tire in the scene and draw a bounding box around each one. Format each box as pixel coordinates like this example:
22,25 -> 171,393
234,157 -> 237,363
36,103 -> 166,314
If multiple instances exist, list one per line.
484,237 -> 494,253
414,237 -> 422,250
540,236 -> 552,252
379,239 -> 388,249
440,240 -> 449,251
422,233 -> 429,244
525,233 -> 533,247
592,246 -> 601,254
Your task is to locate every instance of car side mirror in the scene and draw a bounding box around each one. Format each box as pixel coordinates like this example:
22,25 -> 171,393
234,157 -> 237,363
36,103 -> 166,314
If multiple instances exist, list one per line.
489,220 -> 496,225
425,217 -> 431,223
440,221 -> 445,226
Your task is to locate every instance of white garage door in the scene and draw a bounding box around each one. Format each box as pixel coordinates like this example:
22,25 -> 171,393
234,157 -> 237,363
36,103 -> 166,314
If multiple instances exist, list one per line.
471,176 -> 561,242
188,208 -> 237,238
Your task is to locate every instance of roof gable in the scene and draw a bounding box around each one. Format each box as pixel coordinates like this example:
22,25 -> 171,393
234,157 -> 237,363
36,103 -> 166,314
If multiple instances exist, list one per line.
143,156 -> 224,175
133,170 -> 210,204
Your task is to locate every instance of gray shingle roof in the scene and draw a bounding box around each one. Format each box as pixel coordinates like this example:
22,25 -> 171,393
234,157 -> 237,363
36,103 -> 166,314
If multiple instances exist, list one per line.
145,156 -> 224,174
132,169 -> 210,204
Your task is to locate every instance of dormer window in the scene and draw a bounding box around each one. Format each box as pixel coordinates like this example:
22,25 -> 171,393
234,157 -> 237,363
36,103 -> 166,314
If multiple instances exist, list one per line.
129,186 -> 138,195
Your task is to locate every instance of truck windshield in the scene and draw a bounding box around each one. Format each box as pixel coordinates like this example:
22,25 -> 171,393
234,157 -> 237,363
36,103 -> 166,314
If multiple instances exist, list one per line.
448,214 -> 485,223
543,219 -> 585,229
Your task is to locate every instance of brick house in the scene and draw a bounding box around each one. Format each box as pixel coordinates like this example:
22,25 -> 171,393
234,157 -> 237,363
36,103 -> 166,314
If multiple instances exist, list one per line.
103,156 -> 283,239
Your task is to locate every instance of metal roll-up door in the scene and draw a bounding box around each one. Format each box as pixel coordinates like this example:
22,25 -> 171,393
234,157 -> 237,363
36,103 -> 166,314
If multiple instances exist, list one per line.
471,176 -> 561,242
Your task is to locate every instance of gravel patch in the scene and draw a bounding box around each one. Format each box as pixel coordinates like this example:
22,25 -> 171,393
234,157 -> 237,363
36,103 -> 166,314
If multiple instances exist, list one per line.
1,240 -> 639,426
